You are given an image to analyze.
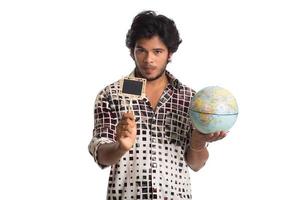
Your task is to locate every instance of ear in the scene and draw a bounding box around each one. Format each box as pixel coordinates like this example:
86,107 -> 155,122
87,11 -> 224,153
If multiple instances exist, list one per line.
130,50 -> 135,60
168,52 -> 173,62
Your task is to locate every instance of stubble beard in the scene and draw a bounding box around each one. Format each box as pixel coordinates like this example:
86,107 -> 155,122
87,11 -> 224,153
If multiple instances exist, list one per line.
135,63 -> 168,82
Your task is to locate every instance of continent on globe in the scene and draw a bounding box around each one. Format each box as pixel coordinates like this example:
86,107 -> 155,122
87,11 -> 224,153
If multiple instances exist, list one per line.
189,86 -> 238,134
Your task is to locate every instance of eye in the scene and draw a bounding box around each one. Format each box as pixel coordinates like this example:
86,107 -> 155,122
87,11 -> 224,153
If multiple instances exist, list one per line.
154,50 -> 162,55
135,48 -> 145,53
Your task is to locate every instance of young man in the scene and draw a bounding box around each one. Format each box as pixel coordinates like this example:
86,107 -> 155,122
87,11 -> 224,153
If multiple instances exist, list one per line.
89,10 -> 227,200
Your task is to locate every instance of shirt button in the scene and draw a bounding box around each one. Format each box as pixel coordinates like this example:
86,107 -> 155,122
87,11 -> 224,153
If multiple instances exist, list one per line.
150,117 -> 156,124
151,163 -> 157,168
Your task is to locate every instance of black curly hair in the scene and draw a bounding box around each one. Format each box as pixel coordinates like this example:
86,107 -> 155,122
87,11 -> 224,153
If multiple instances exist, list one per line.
126,10 -> 182,54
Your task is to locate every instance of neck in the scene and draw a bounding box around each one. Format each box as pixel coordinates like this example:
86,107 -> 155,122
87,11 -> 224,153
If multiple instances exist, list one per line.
146,72 -> 168,88
145,72 -> 169,110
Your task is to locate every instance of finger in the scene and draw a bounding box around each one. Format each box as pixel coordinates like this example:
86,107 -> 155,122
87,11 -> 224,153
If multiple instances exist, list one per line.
116,128 -> 122,140
120,118 -> 136,129
214,131 -> 225,141
117,129 -> 131,138
125,116 -> 135,123
121,124 -> 135,134
122,130 -> 132,137
119,120 -> 129,127
210,131 -> 227,141
118,124 -> 129,132
119,124 -> 126,131
206,131 -> 221,142
116,124 -> 121,133
127,127 -> 136,136
122,112 -> 135,121
119,118 -> 133,126
116,124 -> 128,136
119,117 -> 135,127
220,131 -> 228,138
127,119 -> 137,128
119,124 -> 136,135
206,133 -> 216,140
215,131 -> 227,140
119,123 -> 135,132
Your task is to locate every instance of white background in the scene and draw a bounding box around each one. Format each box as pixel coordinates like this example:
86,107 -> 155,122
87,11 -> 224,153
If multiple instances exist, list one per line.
1,0 -> 299,199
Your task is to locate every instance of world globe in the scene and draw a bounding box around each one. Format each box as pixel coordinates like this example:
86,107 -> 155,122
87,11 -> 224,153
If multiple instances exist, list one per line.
189,86 -> 238,134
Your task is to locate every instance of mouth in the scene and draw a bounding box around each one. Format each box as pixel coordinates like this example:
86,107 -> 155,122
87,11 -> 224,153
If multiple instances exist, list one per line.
142,66 -> 156,74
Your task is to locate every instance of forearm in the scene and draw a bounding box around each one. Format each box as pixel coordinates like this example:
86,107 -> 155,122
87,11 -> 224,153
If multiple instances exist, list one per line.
185,145 -> 209,172
97,142 -> 127,166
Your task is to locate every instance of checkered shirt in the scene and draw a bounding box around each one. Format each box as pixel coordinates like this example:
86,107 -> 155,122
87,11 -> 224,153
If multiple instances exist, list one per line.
89,71 -> 196,200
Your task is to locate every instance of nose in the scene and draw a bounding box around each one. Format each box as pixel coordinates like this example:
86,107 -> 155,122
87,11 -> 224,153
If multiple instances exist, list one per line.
144,52 -> 154,64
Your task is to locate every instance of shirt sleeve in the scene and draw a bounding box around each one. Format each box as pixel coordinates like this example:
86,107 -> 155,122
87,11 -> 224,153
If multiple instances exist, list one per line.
185,88 -> 196,152
88,88 -> 118,169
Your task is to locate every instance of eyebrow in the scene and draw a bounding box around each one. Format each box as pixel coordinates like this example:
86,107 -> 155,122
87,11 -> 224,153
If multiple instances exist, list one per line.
135,45 -> 166,51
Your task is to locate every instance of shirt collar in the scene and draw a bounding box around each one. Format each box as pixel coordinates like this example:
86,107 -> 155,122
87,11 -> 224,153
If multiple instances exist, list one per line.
165,70 -> 182,89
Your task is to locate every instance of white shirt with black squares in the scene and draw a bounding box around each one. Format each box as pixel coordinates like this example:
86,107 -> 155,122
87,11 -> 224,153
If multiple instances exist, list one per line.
89,71 -> 196,200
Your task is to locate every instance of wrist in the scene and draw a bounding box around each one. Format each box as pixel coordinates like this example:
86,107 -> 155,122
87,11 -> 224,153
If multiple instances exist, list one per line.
189,142 -> 209,152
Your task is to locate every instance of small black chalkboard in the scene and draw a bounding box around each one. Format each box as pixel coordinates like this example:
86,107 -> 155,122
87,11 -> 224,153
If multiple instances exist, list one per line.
122,79 -> 143,96
120,77 -> 146,99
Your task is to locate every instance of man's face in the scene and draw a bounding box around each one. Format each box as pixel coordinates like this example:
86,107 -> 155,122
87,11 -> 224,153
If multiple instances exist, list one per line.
132,35 -> 172,81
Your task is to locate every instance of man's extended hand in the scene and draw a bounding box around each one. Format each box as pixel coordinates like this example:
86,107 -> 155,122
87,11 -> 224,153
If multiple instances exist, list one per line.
116,112 -> 137,152
190,129 -> 228,150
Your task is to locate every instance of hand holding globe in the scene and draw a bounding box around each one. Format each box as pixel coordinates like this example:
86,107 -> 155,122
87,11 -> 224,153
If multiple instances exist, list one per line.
190,129 -> 228,150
